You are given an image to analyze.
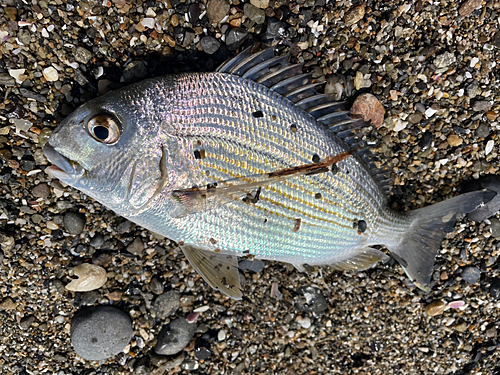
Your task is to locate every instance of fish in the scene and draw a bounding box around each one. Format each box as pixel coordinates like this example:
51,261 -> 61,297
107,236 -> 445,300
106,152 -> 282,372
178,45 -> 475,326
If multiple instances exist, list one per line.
43,46 -> 498,299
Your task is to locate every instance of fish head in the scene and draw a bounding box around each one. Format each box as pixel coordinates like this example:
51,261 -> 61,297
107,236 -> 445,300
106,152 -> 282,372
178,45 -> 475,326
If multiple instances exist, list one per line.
44,84 -> 171,214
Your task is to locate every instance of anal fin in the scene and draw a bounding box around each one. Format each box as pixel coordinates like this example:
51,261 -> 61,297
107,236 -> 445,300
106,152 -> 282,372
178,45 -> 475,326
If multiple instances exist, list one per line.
180,245 -> 242,299
329,247 -> 389,271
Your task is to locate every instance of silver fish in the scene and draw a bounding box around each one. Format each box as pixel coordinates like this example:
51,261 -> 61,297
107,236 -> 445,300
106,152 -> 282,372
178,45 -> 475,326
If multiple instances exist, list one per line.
44,47 -> 495,299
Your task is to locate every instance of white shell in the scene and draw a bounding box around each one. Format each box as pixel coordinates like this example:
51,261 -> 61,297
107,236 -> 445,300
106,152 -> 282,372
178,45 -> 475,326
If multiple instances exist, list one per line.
65,263 -> 107,292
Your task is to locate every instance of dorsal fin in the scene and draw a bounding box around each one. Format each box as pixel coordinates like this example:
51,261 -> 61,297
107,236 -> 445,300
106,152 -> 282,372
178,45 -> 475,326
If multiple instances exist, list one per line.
216,46 -> 393,197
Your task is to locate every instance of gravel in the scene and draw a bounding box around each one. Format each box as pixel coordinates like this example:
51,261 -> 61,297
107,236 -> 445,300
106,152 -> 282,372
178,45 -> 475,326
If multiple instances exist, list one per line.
70,306 -> 133,361
2,0 -> 500,373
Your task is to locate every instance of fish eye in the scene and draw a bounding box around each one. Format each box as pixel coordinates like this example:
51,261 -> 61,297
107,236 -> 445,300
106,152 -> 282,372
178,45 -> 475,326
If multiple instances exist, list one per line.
87,115 -> 121,144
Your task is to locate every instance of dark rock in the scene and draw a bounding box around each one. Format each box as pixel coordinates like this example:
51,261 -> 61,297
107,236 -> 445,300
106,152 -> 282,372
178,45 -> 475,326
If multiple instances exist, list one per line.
81,290 -> 101,306
155,318 -> 196,356
74,46 -> 93,64
263,18 -> 287,44
0,73 -> 15,86
475,123 -> 490,138
195,347 -> 211,360
461,266 -> 481,284
123,61 -> 147,83
150,277 -> 164,295
239,259 -> 265,273
294,286 -> 328,313
63,212 -> 85,235
154,290 -> 180,319
200,36 -> 221,55
89,234 -> 104,248
70,306 -> 133,361
19,88 -> 47,103
244,3 -> 266,24
419,131 -> 433,150
19,315 -> 35,330
225,28 -> 248,50
127,237 -> 144,256
32,183 -> 50,199
188,3 -> 201,24
490,278 -> 500,299
116,220 -> 132,234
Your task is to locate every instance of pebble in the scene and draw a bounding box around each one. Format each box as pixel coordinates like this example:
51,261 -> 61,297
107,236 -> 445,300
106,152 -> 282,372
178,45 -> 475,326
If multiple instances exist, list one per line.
485,140 -> 494,156
250,0 -> 269,9
63,212 -> 85,235
425,300 -> 446,316
74,47 -> 93,64
459,0 -> 482,17
239,259 -> 265,273
150,277 -> 165,295
65,263 -> 108,292
475,123 -> 490,138
207,0 -> 230,23
126,237 -> 144,256
155,318 -> 196,356
43,67 -> 59,81
447,134 -> 463,147
0,297 -> 16,310
153,290 -> 181,319
19,88 -> 47,102
0,73 -> 15,86
434,52 -> 456,69
244,4 -> 266,24
226,29 -> 248,50
89,234 -> 104,248
350,93 -> 385,129
200,36 -> 221,55
344,4 -> 365,26
123,61 -> 147,82
297,316 -> 311,329
70,306 -> 133,361
81,290 -> 101,306
461,266 -> 481,285
490,278 -> 500,299
19,315 -> 35,330
8,68 -> 25,83
32,183 -> 50,199
294,286 -> 328,313
472,100 -> 491,112
195,347 -> 211,360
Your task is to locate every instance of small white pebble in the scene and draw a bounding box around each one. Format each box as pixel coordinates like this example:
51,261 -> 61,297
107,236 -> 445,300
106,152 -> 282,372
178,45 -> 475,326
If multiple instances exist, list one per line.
297,316 -> 311,329
425,107 -> 438,118
470,57 -> 479,68
140,17 -> 155,29
485,140 -> 494,155
9,68 -> 25,83
43,66 -> 59,81
218,329 -> 226,341
193,305 -> 210,313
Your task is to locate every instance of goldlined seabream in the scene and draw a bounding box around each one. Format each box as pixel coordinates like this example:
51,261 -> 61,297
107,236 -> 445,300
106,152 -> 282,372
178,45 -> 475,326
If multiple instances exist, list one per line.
44,47 -> 497,299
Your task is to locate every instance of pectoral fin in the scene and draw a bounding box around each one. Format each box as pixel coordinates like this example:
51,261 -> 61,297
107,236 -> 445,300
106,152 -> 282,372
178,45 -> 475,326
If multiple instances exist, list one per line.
180,245 -> 242,300
329,247 -> 389,271
171,151 -> 355,218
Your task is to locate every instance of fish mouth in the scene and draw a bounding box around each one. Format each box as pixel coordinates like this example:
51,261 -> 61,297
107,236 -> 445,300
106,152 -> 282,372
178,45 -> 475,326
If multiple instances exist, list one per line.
43,143 -> 85,180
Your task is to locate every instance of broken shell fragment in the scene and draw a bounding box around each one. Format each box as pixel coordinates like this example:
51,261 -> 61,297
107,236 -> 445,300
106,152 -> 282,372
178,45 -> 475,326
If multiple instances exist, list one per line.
66,263 -> 108,292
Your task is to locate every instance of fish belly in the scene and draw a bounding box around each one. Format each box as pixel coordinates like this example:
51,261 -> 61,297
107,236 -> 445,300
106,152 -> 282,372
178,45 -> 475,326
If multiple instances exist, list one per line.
135,73 -> 408,266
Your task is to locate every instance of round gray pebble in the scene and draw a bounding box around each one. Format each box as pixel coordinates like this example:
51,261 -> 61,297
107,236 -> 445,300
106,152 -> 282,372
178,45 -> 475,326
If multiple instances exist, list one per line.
63,212 -> 85,235
155,318 -> 196,356
461,266 -> 481,285
70,306 -> 133,361
153,290 -> 180,319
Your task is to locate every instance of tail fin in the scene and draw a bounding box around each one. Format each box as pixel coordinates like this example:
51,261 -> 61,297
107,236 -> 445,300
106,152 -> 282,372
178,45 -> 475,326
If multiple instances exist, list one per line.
387,190 -> 495,291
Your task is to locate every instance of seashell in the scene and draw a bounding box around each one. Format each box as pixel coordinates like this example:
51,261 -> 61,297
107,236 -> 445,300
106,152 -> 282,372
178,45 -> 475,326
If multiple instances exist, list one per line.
65,263 -> 107,292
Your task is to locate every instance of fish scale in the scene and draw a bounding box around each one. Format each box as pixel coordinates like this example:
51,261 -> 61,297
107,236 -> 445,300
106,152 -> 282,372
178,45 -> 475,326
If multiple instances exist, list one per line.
45,47 -> 497,298
133,72 -> 398,263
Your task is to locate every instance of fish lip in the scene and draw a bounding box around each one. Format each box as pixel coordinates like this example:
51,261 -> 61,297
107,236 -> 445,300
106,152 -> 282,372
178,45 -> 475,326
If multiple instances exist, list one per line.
43,143 -> 85,178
